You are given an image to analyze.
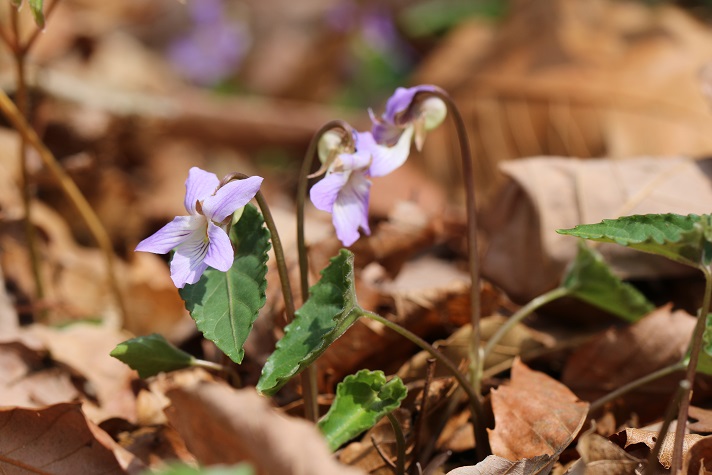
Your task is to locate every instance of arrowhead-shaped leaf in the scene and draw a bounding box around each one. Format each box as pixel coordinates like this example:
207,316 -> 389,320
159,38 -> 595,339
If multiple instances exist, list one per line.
257,250 -> 361,395
29,0 -> 45,28
562,242 -> 654,322
557,214 -> 710,269
179,204 -> 270,364
318,369 -> 407,451
110,333 -> 195,378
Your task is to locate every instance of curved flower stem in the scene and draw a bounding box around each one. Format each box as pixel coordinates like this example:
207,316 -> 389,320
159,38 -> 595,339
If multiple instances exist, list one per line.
386,413 -> 406,475
671,266 -> 712,473
295,120 -> 354,423
0,88 -> 127,325
588,360 -> 686,413
421,89 -> 483,394
483,287 -> 570,360
361,310 -> 491,460
192,358 -> 242,387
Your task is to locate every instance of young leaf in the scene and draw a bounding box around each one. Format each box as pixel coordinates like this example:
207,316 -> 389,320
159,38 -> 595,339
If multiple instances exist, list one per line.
110,334 -> 194,379
557,214 -> 709,268
317,370 -> 407,451
257,250 -> 361,395
179,204 -> 270,364
29,0 -> 45,28
562,242 -> 654,322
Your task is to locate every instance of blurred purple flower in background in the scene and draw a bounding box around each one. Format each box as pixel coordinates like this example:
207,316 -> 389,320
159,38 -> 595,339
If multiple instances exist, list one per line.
168,0 -> 250,86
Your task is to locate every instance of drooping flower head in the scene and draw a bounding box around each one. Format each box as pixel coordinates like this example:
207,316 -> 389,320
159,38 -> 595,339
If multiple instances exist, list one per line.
370,85 -> 447,169
136,167 -> 263,288
310,131 -> 375,247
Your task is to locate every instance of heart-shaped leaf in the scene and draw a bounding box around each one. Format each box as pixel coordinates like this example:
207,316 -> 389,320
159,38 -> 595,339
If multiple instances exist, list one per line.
257,250 -> 361,395
562,242 -> 654,322
318,369 -> 407,451
110,333 -> 195,378
29,0 -> 44,28
557,214 -> 710,268
179,204 -> 270,364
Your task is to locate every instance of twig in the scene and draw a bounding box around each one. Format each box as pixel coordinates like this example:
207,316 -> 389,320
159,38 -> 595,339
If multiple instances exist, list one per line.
387,413 -> 407,475
0,88 -> 127,324
411,358 -> 436,473
645,380 -> 690,475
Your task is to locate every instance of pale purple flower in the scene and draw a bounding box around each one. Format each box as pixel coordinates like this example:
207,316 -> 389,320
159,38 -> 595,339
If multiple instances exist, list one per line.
136,167 -> 263,288
310,126 -> 419,246
370,85 -> 447,169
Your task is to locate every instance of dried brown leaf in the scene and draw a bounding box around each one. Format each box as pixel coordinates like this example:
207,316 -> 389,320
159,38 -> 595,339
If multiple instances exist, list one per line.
565,427 -> 642,475
611,428 -> 703,469
489,359 -> 589,461
684,436 -> 712,475
689,407 -> 712,434
165,380 -> 364,475
446,454 -> 555,475
562,306 -> 694,410
0,403 -> 124,474
482,156 -> 712,302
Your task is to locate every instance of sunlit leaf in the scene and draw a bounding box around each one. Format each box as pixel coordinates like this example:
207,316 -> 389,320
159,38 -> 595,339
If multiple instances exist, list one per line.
257,250 -> 361,395
179,204 -> 270,364
557,214 -> 710,268
29,0 -> 44,28
318,370 -> 407,451
110,333 -> 195,378
562,242 -> 654,322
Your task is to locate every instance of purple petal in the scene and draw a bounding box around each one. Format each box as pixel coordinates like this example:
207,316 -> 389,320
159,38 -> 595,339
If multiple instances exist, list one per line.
371,119 -> 403,146
338,142 -> 372,171
310,171 -> 350,213
204,222 -> 234,272
332,171 -> 371,246
202,176 -> 263,223
135,216 -> 205,254
170,229 -> 211,288
184,167 -> 219,215
383,85 -> 437,123
369,126 -> 414,177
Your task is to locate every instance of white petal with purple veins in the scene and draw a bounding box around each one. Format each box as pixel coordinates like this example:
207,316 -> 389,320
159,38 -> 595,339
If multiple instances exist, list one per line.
170,230 -> 211,287
184,167 -> 220,215
204,221 -> 234,272
368,126 -> 413,177
135,216 -> 205,254
202,175 -> 263,222
332,171 -> 371,247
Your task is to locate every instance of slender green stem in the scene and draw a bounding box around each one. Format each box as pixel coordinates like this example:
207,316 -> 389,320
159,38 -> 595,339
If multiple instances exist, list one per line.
253,190 -> 318,422
427,89 -> 483,394
193,358 -> 242,387
0,88 -> 127,325
483,287 -> 570,360
386,413 -> 406,475
671,266 -> 712,473
361,310 -> 491,460
589,360 -> 686,413
10,7 -> 45,320
295,120 -> 354,423
646,380 -> 689,475
21,0 -> 63,54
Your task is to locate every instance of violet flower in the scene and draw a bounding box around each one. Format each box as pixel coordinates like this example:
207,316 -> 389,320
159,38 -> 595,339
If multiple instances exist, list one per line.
311,129 -> 412,247
136,167 -> 263,288
370,85 -> 447,169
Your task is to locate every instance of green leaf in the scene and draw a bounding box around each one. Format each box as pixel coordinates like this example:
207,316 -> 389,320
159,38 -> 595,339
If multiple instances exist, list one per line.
257,250 -> 361,395
28,0 -> 44,28
144,463 -> 254,475
179,204 -> 270,364
693,314 -> 712,376
557,214 -> 710,269
110,334 -> 195,378
318,370 -> 407,451
562,242 -> 654,322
